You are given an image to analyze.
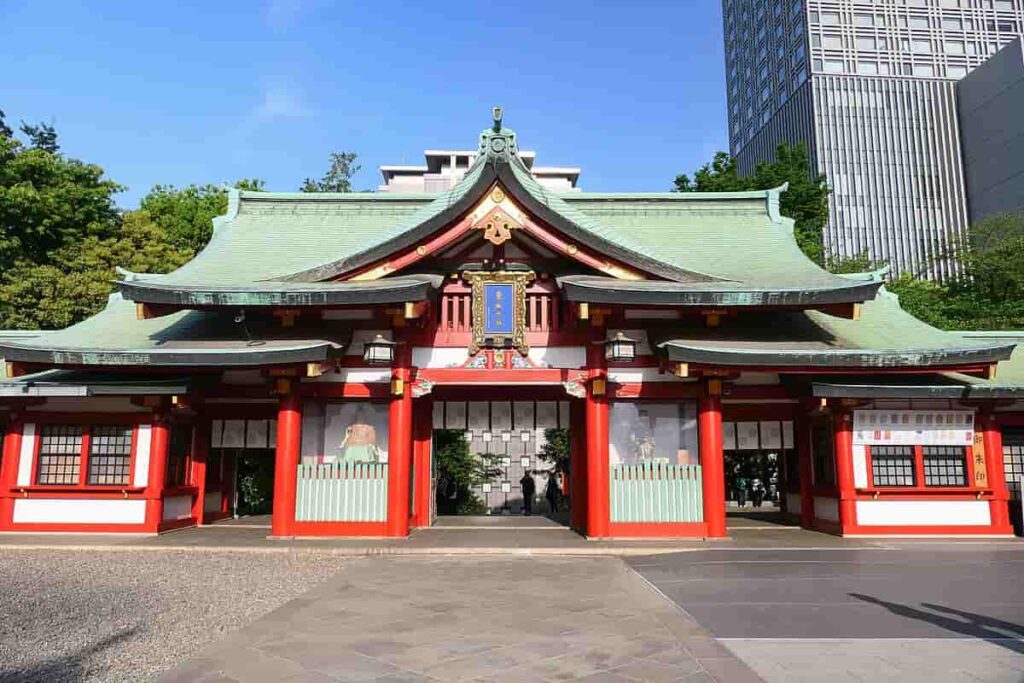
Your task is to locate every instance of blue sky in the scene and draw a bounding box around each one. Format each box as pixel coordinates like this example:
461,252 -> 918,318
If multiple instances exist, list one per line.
1,0 -> 728,207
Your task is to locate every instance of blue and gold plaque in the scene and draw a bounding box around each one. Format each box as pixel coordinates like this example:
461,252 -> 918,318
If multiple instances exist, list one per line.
483,283 -> 514,335
465,271 -> 535,355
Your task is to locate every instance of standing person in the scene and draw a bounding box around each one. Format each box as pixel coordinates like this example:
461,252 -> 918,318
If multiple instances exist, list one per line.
751,477 -> 764,508
545,473 -> 561,513
520,471 -> 536,515
735,473 -> 748,508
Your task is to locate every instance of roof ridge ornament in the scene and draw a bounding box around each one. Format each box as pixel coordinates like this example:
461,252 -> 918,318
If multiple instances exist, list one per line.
479,105 -> 517,164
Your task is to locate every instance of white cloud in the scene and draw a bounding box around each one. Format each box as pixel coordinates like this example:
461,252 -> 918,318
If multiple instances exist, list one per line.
253,84 -> 312,121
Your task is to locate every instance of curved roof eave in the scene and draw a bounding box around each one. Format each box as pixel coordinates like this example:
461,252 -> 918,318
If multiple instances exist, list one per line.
0,340 -> 342,368
657,341 -> 1016,369
117,275 -> 443,308
277,152 -> 718,284
557,275 -> 882,307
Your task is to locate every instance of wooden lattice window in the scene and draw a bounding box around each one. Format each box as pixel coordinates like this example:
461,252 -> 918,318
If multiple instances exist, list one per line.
871,445 -> 916,487
87,425 -> 133,486
36,425 -> 83,485
922,446 -> 967,487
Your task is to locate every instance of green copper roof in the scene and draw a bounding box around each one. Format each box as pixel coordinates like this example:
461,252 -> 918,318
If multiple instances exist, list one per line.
659,288 -> 1015,369
0,294 -> 346,366
119,119 -> 859,295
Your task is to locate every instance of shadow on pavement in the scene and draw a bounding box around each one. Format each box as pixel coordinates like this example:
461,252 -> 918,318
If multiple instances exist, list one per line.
3,627 -> 139,682
850,593 -> 1024,654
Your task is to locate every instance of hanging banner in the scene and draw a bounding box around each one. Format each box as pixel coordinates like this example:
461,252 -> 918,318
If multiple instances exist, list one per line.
852,410 -> 974,446
971,431 -> 989,488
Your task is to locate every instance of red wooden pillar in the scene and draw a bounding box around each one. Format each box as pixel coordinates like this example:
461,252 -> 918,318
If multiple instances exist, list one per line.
796,404 -> 815,528
569,399 -> 587,533
981,411 -> 1012,532
411,398 -> 433,528
699,384 -> 727,538
190,419 -> 210,526
585,339 -> 610,538
387,344 -> 413,537
0,417 -> 24,530
271,390 -> 302,538
833,410 -> 857,533
145,415 -> 170,532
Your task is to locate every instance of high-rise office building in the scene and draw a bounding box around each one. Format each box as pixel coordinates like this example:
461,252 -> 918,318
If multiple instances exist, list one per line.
722,0 -> 1024,278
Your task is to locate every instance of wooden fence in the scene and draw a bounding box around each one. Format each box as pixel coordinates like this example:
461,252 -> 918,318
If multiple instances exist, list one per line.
294,462 -> 388,522
610,462 -> 703,523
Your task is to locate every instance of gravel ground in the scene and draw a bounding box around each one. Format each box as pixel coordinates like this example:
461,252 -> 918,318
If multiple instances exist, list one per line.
0,550 -> 348,682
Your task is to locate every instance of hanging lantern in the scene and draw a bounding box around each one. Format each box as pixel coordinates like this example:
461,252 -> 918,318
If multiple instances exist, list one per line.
362,334 -> 398,365
604,332 -> 637,363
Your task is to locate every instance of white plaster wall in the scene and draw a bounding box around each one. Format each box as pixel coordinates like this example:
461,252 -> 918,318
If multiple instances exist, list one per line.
529,346 -> 587,368
133,424 -> 152,487
162,495 -> 193,521
305,369 -> 391,384
855,500 -> 992,527
608,369 -> 694,384
15,423 -> 36,486
204,491 -> 223,513
852,444 -> 869,488
412,347 -> 468,368
814,496 -> 840,522
786,492 -> 802,514
13,498 -> 146,525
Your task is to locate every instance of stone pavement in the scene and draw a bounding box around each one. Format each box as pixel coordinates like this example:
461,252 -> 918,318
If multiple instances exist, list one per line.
158,556 -> 762,682
628,544 -> 1024,682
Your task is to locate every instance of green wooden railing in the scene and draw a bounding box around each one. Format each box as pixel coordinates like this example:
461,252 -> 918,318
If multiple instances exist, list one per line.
610,462 -> 703,523
295,462 -> 388,522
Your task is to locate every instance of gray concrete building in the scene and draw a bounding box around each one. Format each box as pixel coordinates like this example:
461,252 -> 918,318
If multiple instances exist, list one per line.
957,37 -> 1024,223
723,0 -> 1024,279
379,149 -> 581,193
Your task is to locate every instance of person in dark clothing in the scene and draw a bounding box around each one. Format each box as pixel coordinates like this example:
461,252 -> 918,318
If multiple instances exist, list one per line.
520,472 -> 536,515
734,474 -> 748,508
545,474 -> 561,513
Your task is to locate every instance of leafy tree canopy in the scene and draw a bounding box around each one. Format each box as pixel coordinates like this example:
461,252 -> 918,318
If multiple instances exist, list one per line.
674,143 -> 829,265
0,110 -> 123,272
0,210 -> 191,329
140,178 -> 264,255
888,212 -> 1024,331
301,151 -> 360,193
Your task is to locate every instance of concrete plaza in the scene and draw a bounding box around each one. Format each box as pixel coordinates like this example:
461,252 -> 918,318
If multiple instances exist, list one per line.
1,517 -> 1022,681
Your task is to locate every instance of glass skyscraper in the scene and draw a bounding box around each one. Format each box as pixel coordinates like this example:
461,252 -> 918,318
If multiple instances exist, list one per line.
723,0 -> 1024,278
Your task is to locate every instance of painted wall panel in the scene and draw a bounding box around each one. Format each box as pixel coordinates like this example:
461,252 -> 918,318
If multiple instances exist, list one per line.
16,423 -> 36,487
814,496 -> 840,522
852,444 -> 868,489
13,498 -> 147,524
133,424 -> 152,487
162,495 -> 193,521
204,491 -> 223,513
855,500 -> 991,527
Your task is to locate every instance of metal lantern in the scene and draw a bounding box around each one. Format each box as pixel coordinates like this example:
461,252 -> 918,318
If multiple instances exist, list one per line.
363,334 -> 398,365
604,332 -> 637,363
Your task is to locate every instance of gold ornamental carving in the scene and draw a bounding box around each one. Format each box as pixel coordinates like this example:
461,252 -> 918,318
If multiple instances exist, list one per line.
474,206 -> 520,246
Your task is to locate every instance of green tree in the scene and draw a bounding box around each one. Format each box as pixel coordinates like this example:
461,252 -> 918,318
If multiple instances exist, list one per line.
675,143 -> 830,264
0,210 -> 191,329
0,110 -> 197,329
301,151 -> 360,192
140,178 -> 264,254
0,110 -> 122,272
537,428 -> 571,476
888,212 -> 1024,330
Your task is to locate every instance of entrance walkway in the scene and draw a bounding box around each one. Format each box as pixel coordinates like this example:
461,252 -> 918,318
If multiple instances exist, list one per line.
159,556 -> 761,682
